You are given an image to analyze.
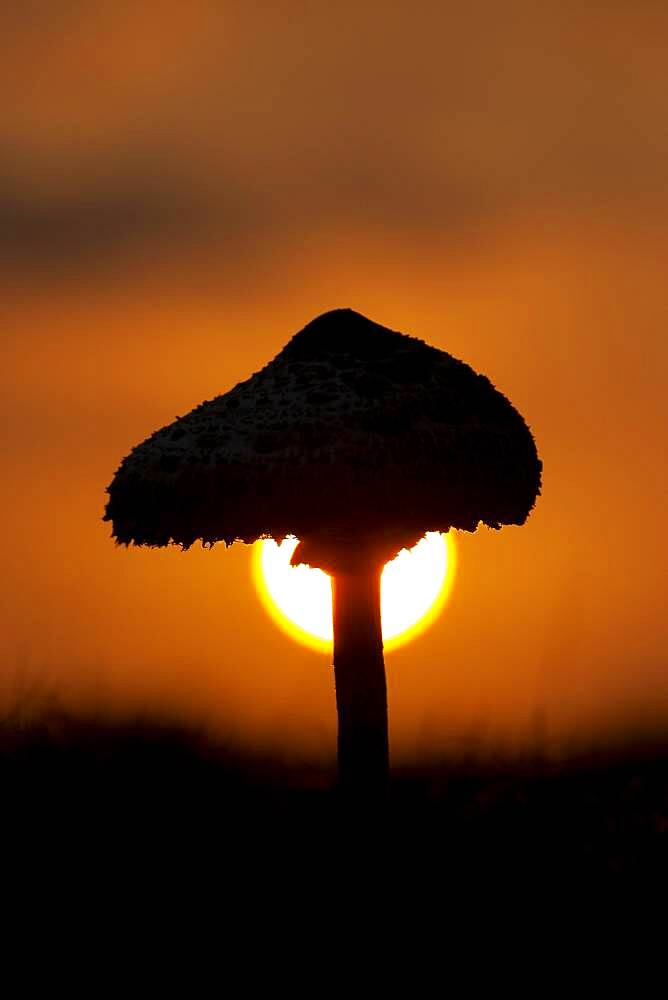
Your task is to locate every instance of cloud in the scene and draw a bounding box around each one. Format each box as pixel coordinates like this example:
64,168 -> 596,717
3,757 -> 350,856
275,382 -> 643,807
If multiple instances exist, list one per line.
1,0 -> 667,277
0,170 -> 205,273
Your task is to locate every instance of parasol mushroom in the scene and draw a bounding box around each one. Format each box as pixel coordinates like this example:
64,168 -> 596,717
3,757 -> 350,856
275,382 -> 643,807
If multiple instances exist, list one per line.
103,308 -> 541,799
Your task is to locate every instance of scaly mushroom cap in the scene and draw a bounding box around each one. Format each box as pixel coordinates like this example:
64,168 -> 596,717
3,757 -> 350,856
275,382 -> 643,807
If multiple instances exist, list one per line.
103,309 -> 541,561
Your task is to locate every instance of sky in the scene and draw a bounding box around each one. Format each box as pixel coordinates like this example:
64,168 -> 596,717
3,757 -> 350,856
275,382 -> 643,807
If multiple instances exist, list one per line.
2,1 -> 667,757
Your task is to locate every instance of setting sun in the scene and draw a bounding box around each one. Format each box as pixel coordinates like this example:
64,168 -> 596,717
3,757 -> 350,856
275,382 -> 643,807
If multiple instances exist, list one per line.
252,533 -> 456,653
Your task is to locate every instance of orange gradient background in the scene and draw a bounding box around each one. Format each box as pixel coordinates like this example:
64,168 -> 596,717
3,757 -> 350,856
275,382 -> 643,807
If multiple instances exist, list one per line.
2,2 -> 667,757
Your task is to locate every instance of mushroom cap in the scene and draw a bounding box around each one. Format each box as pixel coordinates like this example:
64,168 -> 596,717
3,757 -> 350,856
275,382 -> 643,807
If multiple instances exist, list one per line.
103,309 -> 542,553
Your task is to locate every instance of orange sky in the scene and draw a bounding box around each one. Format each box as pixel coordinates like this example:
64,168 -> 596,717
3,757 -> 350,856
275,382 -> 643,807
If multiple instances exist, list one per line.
2,2 -> 667,757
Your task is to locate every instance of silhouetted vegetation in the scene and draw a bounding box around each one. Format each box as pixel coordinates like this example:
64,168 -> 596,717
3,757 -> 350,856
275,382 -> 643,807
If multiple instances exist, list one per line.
1,706 -> 665,900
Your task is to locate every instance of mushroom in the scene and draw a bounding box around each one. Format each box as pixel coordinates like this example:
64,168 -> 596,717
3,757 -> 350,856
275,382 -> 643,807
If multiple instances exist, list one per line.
104,308 -> 541,799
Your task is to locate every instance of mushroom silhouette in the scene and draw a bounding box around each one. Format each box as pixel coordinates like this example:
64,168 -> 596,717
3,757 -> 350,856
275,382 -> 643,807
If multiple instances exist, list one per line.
104,309 -> 541,799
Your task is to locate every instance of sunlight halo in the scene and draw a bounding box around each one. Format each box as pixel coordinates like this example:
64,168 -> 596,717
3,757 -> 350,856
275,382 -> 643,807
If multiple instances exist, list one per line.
252,532 -> 456,653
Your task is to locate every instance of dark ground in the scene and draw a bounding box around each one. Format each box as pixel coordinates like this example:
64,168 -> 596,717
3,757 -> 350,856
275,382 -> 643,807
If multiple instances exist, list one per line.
1,707 -> 665,906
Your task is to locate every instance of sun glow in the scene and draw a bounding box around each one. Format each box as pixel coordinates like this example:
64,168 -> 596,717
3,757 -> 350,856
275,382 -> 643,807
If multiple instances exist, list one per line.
252,532 -> 456,652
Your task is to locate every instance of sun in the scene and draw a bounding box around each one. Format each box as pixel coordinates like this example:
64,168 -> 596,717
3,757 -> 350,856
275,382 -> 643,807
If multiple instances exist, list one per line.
252,532 -> 456,653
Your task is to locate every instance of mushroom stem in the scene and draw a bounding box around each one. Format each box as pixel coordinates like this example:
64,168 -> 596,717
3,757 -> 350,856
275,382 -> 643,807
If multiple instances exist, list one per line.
331,564 -> 389,800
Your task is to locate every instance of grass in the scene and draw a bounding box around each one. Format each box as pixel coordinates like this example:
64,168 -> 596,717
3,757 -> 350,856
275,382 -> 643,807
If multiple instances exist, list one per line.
1,704 -> 665,904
